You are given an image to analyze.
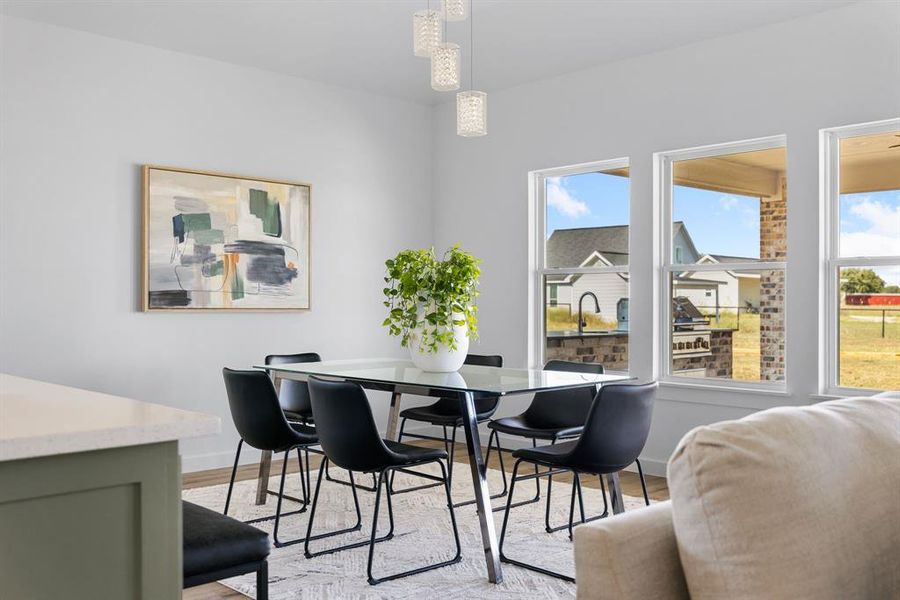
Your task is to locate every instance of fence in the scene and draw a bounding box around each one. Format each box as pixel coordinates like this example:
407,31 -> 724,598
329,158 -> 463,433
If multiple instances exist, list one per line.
840,307 -> 899,338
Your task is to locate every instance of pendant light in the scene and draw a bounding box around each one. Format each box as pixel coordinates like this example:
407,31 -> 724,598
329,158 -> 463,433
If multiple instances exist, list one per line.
413,6 -> 442,58
431,42 -> 461,91
456,1 -> 486,136
442,0 -> 468,21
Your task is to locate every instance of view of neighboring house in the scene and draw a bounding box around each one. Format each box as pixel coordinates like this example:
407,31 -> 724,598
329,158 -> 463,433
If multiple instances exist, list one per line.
547,222 -> 759,318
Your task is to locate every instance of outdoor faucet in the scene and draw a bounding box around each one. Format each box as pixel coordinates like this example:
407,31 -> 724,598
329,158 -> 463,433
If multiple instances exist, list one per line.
578,292 -> 601,335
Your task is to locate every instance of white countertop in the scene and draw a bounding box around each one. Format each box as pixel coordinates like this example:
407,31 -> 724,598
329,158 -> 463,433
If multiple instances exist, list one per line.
0,374 -> 221,462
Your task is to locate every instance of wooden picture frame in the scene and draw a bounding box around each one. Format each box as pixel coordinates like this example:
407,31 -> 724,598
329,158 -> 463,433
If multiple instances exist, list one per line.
142,165 -> 311,312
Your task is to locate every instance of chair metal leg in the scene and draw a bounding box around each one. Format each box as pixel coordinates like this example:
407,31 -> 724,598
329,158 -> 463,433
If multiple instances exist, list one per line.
546,468 -> 610,533
228,441 -> 310,526
367,460 -> 463,585
256,560 -> 268,600
325,459 -> 377,492
454,428 -> 509,508
303,459 -> 394,558
388,418 -> 447,495
636,459 -> 651,505
272,448 -> 293,547
499,458 -> 575,583
224,439 -> 243,516
492,437 -> 542,513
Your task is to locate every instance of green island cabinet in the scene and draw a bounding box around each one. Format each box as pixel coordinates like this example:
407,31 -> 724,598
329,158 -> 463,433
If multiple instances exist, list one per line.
0,374 -> 219,599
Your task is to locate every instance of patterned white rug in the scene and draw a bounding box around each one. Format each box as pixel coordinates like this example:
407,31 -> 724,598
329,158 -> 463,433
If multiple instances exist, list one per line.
183,463 -> 649,599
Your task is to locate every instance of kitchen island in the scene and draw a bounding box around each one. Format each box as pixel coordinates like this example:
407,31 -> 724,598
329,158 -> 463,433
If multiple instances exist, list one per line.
0,374 -> 219,600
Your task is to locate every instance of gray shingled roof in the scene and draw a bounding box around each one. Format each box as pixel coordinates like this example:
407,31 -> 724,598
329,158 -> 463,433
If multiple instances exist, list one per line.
546,222 -> 693,267
546,225 -> 629,268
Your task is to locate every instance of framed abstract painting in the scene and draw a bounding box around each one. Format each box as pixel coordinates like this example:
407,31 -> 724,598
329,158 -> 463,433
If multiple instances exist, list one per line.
142,165 -> 311,311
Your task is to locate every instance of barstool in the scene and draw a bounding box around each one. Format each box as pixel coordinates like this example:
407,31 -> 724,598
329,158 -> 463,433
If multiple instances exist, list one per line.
304,376 -> 462,585
498,381 -> 657,582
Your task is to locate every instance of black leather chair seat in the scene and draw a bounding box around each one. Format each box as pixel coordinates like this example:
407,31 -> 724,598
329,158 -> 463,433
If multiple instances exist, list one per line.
383,440 -> 447,467
399,400 -> 494,426
513,440 -> 579,466
284,410 -> 313,424
488,415 -> 584,440
289,422 -> 317,438
183,501 -> 271,579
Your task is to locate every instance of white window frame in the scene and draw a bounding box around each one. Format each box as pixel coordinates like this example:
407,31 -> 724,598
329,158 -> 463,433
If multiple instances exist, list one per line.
528,157 -> 630,370
655,135 -> 787,392
820,118 -> 900,396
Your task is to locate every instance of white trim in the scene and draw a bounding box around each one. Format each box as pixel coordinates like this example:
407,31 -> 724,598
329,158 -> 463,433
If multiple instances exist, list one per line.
528,157 -> 631,368
659,377 -> 787,395
656,135 -> 788,387
820,118 -> 900,394
663,261 -> 785,273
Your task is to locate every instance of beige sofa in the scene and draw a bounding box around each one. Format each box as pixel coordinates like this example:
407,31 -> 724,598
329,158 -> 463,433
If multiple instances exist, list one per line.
574,394 -> 900,599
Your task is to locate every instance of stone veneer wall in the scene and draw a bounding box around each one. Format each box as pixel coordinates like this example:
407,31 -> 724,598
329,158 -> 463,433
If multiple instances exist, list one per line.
545,330 -> 733,377
759,176 -> 786,381
672,330 -> 734,378
545,333 -> 629,371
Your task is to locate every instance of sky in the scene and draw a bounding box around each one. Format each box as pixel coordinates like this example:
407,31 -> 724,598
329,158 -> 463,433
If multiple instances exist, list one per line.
547,173 -> 899,285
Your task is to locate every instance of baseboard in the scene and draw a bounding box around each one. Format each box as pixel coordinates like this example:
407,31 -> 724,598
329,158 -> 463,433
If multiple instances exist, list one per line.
182,447 -> 263,474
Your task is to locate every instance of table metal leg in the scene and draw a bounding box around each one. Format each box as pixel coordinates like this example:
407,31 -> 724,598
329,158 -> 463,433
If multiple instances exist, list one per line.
459,391 -> 503,583
385,391 -> 403,440
255,375 -> 283,505
606,471 -> 625,515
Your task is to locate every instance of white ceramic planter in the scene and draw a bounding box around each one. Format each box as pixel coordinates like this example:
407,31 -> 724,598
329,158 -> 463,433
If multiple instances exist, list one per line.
408,321 -> 469,372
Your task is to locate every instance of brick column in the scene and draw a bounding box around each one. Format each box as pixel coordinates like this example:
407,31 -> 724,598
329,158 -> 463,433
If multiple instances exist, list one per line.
759,176 -> 786,381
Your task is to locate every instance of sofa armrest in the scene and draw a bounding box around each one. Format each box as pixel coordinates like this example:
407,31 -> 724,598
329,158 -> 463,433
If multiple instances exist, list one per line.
574,500 -> 689,600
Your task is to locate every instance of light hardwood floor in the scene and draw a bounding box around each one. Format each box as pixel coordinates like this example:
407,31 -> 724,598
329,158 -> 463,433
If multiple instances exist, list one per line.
183,442 -> 669,599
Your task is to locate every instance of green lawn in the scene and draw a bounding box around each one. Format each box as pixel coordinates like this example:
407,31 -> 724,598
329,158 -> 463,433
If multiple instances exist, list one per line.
546,305 -> 900,389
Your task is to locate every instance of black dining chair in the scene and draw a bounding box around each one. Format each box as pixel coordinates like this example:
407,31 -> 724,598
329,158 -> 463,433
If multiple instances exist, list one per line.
266,352 -> 377,493
222,368 -> 330,548
488,360 -> 651,527
498,381 -> 658,582
265,352 -> 320,425
304,376 -> 462,586
389,353 -> 506,506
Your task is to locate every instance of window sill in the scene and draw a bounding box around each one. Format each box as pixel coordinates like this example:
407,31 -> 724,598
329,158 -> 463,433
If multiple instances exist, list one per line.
657,378 -> 790,410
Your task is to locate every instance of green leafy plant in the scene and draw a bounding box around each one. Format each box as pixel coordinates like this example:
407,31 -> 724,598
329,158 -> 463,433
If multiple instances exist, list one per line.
382,245 -> 481,353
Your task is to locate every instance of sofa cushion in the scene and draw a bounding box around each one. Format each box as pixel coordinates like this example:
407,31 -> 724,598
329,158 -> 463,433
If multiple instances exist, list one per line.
667,396 -> 900,600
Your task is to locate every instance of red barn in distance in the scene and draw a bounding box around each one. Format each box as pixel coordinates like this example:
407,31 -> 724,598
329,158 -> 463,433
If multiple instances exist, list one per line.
845,293 -> 900,306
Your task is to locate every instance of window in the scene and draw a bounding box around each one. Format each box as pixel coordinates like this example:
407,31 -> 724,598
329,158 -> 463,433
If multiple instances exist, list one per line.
822,120 -> 900,393
658,136 -> 787,387
530,159 -> 630,371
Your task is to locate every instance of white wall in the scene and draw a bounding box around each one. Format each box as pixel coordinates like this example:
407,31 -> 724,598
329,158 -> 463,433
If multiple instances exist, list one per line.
3,3 -> 898,477
431,2 -> 900,474
0,16 -> 433,471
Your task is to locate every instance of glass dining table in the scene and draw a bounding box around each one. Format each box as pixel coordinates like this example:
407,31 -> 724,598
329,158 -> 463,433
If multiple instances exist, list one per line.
253,358 -> 632,584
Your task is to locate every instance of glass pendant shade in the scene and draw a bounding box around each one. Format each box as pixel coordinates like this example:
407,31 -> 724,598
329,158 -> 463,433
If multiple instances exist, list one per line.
413,10 -> 442,58
442,0 -> 468,21
457,90 -> 487,137
431,43 -> 461,91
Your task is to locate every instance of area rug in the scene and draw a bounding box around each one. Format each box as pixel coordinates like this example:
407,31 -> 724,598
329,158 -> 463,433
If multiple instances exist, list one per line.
183,464 -> 650,599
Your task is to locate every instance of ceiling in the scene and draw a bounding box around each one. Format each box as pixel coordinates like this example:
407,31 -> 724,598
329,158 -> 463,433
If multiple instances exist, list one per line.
1,0 -> 853,105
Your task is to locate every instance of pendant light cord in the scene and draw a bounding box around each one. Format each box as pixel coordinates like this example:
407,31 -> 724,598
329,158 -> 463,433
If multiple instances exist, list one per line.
470,0 -> 475,89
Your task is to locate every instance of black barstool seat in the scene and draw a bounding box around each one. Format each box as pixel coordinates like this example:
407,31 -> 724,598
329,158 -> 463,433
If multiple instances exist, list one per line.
488,415 -> 584,440
399,398 -> 495,426
183,501 -> 270,580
